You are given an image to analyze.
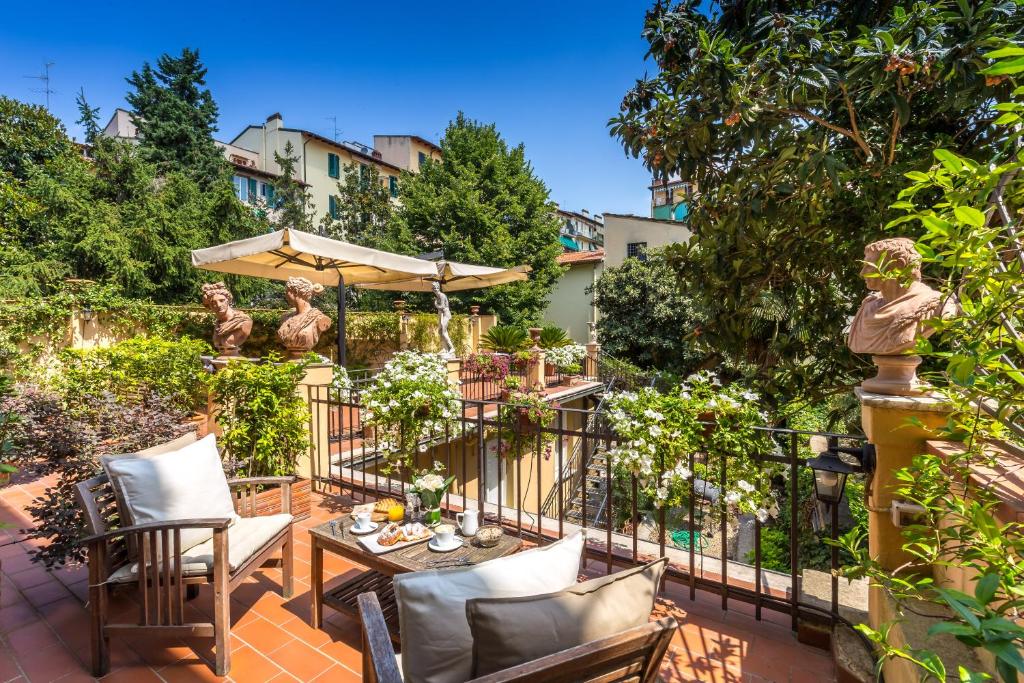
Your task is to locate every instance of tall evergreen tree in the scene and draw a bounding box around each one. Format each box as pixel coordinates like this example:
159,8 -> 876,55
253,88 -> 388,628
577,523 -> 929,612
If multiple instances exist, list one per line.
272,141 -> 314,231
320,162 -> 412,253
125,48 -> 224,183
74,88 -> 101,146
397,113 -> 563,325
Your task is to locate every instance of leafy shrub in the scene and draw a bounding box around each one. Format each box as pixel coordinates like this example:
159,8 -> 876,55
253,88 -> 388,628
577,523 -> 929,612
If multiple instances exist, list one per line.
480,325 -> 529,353
207,355 -> 310,478
16,387 -> 190,566
57,336 -> 211,412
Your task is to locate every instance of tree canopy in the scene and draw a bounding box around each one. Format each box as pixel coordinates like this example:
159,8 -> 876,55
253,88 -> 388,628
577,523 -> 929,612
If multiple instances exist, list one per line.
320,161 -> 412,254
610,0 -> 1022,401
126,48 -> 225,184
0,96 -> 271,303
396,113 -> 564,326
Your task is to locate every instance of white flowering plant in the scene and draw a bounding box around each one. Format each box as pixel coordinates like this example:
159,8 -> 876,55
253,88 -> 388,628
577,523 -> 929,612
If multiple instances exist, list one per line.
605,370 -> 780,523
411,461 -> 456,509
362,351 -> 462,473
544,344 -> 586,374
331,364 -> 352,400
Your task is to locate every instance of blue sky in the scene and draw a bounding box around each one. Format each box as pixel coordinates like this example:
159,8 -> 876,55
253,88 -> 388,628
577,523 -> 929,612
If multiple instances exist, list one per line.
0,1 -> 659,216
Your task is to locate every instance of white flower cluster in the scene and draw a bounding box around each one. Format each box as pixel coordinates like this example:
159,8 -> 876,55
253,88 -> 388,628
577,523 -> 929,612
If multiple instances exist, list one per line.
544,344 -> 586,371
413,472 -> 446,492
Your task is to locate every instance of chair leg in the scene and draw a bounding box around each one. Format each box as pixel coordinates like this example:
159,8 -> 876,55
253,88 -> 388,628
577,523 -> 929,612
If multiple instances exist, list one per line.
89,581 -> 110,676
213,530 -> 231,676
282,527 -> 294,599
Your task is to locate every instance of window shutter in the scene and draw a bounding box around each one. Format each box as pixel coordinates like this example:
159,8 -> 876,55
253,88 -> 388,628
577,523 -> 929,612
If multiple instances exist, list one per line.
328,153 -> 339,178
329,195 -> 338,219
389,176 -> 398,197
247,178 -> 257,200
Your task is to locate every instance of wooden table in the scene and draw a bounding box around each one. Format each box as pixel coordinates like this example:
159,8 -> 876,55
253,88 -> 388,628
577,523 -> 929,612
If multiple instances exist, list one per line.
309,516 -> 522,638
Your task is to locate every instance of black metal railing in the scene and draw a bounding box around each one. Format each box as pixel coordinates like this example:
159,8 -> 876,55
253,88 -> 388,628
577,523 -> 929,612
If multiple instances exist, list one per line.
458,353 -> 529,401
304,383 -> 868,631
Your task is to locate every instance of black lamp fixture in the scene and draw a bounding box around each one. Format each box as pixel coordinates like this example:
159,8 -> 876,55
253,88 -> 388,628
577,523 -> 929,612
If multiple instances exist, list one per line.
806,436 -> 876,506
81,307 -> 96,323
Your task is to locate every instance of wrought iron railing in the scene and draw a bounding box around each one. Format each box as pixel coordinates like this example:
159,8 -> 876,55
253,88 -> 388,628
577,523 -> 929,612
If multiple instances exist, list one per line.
304,382 -> 869,631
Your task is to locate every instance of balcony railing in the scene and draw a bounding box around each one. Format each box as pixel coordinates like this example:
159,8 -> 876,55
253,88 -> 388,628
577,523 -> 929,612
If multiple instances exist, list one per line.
304,382 -> 868,632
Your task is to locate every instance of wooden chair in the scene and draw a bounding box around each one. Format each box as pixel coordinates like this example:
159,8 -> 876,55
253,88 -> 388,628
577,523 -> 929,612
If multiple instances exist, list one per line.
75,474 -> 296,676
357,591 -> 677,683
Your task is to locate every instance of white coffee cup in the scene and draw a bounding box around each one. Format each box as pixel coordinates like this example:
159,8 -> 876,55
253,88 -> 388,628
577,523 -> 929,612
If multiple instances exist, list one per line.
456,509 -> 479,536
355,512 -> 372,530
434,523 -> 455,547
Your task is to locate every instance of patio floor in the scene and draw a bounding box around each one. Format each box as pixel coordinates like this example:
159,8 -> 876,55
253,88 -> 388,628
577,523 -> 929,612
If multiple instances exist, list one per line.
0,472 -> 835,682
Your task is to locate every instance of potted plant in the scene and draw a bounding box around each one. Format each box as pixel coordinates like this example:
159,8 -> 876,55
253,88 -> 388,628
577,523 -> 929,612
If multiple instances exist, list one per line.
0,409 -> 16,486
538,325 -> 571,375
544,343 -> 586,382
411,462 -> 456,527
495,389 -> 557,458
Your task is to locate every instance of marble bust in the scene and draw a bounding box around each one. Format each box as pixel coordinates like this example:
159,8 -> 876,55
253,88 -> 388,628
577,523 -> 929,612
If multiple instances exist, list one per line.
277,277 -> 332,359
848,238 -> 956,395
201,282 -> 252,357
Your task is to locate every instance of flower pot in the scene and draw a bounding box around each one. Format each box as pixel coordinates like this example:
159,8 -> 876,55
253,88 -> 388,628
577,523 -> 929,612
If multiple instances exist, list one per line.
250,477 -> 312,521
544,362 -> 556,377
424,507 -> 442,527
0,471 -> 10,486
517,412 -> 540,435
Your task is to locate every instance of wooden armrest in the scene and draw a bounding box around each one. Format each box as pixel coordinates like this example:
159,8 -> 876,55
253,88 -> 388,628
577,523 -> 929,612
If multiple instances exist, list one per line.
228,477 -> 295,516
358,592 -> 402,683
80,518 -> 232,545
228,476 -> 296,487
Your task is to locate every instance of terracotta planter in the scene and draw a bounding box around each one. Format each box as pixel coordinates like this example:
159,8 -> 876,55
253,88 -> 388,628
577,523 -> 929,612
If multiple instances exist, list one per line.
544,362 -> 557,377
185,412 -> 210,438
251,477 -> 312,521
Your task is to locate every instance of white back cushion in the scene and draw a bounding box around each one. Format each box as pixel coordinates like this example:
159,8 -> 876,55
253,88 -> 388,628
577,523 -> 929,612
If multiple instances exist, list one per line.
103,434 -> 238,550
393,531 -> 584,683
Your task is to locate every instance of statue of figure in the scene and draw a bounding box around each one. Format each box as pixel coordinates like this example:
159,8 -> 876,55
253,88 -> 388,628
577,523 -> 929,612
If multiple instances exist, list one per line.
432,281 -> 455,358
201,282 -> 252,357
848,238 -> 956,395
277,277 -> 332,359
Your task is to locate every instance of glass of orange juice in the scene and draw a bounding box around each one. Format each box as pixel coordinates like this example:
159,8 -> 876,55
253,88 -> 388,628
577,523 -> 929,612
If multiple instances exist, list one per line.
388,505 -> 405,522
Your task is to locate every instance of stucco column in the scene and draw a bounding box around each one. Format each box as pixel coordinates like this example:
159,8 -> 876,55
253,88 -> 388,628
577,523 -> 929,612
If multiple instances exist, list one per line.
398,311 -> 411,351
586,322 -> 600,377
469,305 -> 481,353
296,362 -> 333,480
446,358 -> 462,391
858,388 -> 953,633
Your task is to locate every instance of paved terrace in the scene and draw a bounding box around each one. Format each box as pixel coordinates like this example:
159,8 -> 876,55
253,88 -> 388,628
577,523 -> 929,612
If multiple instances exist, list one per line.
0,472 -> 835,683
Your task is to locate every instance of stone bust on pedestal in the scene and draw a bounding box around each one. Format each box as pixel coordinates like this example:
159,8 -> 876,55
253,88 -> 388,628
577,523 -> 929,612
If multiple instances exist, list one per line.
277,277 -> 332,359
847,237 -> 956,395
201,282 -> 252,357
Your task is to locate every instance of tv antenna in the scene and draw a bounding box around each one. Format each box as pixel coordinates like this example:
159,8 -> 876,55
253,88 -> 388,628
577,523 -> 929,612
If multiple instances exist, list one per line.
24,61 -> 55,109
326,116 -> 340,142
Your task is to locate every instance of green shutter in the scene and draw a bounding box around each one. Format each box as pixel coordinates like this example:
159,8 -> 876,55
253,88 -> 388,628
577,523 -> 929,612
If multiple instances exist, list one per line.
329,195 -> 338,219
247,178 -> 257,200
389,176 -> 398,198
328,153 -> 339,178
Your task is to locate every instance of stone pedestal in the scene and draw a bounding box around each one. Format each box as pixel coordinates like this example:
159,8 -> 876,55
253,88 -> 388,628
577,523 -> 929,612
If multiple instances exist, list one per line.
399,312 -> 411,351
446,358 -> 462,391
863,355 -> 928,396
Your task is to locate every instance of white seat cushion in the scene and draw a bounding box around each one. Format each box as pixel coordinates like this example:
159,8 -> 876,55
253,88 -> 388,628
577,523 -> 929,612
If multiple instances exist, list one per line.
109,513 -> 292,582
393,531 -> 584,683
102,434 -> 240,551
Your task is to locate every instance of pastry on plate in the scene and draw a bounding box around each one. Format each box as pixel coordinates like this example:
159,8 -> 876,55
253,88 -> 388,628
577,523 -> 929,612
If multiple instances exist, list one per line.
376,523 -> 402,546
373,498 -> 401,514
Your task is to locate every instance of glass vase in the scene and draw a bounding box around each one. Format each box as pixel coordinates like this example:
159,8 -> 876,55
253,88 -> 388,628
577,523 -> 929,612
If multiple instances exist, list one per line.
424,507 -> 442,527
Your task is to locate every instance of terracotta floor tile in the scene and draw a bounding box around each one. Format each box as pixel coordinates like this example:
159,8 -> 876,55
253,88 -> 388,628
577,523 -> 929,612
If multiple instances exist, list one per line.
234,616 -> 294,655
311,663 -> 360,682
100,664 -> 163,682
0,600 -> 39,635
157,657 -> 228,683
7,568 -> 53,592
265,638 -> 334,681
279,616 -> 331,649
0,646 -> 25,681
6,620 -> 60,654
13,641 -> 82,682
221,645 -> 283,683
21,579 -> 73,608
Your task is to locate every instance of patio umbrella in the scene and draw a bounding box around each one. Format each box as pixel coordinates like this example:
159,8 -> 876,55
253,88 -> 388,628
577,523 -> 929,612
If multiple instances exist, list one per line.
191,228 -> 438,365
356,260 -> 531,292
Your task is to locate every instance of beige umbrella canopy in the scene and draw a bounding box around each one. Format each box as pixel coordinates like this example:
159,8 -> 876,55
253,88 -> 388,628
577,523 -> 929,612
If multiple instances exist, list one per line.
191,228 -> 439,365
356,260 -> 531,292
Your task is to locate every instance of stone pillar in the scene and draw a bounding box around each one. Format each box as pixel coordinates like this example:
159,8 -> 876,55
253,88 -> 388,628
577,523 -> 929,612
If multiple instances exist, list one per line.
398,311 -> 411,351
859,387 -> 955,683
446,358 -> 462,391
527,328 -> 545,390
296,362 -> 333,480
469,305 -> 481,353
585,322 -> 600,377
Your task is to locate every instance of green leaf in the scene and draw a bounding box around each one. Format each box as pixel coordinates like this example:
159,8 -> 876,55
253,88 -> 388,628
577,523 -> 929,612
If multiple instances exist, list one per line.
954,206 -> 986,228
982,56 -> 1024,75
985,46 -> 1024,59
934,149 -> 964,173
974,573 -> 1000,604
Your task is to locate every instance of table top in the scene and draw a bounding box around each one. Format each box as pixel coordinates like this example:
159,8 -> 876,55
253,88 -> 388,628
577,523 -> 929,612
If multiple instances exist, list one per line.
309,514 -> 522,574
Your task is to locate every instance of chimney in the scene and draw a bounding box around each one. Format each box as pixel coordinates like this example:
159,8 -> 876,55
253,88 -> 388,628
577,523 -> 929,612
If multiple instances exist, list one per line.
581,209 -> 589,216
266,113 -> 283,131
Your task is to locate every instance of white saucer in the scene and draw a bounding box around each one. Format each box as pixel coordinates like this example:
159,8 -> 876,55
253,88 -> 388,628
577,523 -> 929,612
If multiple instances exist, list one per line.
350,522 -> 379,535
428,536 -> 462,552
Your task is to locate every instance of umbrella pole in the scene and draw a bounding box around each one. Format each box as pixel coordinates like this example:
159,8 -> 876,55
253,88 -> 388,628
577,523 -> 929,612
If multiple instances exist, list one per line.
337,276 -> 346,367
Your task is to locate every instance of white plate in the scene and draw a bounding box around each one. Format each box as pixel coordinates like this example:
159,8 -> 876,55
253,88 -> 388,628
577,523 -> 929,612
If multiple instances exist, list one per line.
428,536 -> 463,553
350,522 -> 379,535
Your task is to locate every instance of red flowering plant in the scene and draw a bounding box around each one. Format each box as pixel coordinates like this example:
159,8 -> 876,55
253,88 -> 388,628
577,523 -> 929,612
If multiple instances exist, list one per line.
462,352 -> 511,382
492,388 -> 558,459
